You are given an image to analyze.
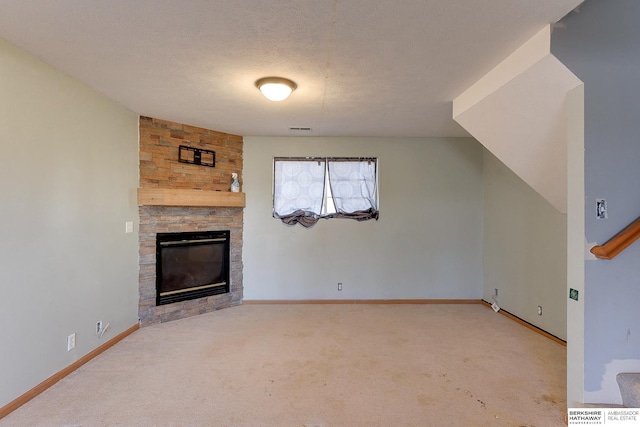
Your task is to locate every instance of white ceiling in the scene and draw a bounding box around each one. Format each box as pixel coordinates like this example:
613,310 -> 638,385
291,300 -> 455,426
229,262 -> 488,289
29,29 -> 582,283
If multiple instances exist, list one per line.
0,0 -> 583,137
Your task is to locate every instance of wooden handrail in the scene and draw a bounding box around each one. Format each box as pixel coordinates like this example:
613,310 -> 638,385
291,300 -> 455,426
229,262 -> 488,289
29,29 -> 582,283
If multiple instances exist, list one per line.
590,216 -> 640,260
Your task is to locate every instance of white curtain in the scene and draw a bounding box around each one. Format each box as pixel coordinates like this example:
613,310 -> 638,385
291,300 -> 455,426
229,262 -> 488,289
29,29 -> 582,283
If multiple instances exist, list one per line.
273,157 -> 378,227
273,159 -> 326,218
327,160 -> 378,214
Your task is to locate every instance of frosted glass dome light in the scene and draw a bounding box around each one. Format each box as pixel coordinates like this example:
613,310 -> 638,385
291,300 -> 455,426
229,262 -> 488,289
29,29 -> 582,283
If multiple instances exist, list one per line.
255,77 -> 297,101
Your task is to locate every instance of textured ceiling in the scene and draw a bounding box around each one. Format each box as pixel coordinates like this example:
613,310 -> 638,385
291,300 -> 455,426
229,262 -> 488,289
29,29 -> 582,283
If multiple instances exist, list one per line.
0,0 -> 583,137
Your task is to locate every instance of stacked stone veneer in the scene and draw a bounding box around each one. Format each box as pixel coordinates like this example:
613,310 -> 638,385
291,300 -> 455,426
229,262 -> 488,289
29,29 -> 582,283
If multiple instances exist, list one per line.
138,116 -> 243,326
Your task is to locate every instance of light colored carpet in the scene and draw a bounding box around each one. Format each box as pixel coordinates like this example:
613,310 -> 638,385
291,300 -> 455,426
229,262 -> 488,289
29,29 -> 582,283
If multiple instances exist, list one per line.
1,304 -> 566,426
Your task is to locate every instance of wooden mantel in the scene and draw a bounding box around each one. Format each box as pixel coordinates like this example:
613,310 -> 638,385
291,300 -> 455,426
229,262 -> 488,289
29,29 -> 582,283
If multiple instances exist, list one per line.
137,188 -> 245,208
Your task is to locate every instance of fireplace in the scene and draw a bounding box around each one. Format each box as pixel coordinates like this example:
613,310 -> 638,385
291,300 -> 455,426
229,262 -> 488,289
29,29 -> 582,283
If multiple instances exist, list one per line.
156,230 -> 230,306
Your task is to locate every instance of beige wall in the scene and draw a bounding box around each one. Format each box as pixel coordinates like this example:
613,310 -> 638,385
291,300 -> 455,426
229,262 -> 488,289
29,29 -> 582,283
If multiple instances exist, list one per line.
482,150 -> 567,340
0,38 -> 139,407
242,136 -> 484,300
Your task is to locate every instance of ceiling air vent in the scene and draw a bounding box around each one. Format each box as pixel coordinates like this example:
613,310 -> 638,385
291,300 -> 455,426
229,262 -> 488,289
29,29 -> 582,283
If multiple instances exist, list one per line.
289,127 -> 312,131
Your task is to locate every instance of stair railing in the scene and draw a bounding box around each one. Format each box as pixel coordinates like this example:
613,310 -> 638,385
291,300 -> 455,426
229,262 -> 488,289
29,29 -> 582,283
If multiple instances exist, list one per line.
590,217 -> 640,260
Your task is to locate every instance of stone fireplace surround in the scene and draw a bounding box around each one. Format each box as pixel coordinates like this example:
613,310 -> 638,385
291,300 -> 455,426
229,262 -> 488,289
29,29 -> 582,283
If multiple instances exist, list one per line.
137,117 -> 244,326
138,206 -> 242,326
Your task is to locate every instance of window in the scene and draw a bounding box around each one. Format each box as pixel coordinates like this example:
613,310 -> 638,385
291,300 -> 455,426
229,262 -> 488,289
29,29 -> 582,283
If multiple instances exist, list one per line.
273,157 -> 379,227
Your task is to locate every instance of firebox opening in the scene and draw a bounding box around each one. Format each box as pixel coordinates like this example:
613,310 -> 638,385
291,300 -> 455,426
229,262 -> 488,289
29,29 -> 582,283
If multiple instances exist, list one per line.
156,230 -> 230,306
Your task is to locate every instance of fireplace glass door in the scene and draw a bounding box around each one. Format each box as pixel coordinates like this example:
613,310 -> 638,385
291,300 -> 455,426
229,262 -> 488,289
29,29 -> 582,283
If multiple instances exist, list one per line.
156,230 -> 230,305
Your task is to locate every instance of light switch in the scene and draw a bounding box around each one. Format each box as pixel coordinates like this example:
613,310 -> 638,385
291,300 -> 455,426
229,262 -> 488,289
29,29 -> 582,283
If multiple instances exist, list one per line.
125,221 -> 134,233
596,199 -> 607,219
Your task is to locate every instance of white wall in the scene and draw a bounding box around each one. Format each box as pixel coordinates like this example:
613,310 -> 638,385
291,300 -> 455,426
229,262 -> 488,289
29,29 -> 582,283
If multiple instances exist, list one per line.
0,39 -> 139,407
453,25 -> 582,214
552,0 -> 640,404
482,151 -> 567,340
565,83 -> 585,407
242,137 -> 483,300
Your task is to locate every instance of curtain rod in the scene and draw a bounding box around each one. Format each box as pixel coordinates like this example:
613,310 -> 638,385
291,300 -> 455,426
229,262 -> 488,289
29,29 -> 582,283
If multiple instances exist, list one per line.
273,156 -> 377,162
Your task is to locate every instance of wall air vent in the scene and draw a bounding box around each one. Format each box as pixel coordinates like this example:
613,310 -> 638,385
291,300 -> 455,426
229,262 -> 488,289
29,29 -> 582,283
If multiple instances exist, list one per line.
289,127 -> 312,131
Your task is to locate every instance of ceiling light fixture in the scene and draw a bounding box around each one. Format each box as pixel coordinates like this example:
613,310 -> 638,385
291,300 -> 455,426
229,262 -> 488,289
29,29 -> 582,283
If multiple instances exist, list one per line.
255,77 -> 297,101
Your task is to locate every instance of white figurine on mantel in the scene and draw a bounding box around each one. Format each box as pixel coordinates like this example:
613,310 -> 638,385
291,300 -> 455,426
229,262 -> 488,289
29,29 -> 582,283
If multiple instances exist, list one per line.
230,173 -> 240,192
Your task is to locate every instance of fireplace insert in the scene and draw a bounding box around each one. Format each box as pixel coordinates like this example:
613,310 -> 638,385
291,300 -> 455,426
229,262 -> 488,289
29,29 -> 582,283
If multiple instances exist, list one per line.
156,230 -> 230,305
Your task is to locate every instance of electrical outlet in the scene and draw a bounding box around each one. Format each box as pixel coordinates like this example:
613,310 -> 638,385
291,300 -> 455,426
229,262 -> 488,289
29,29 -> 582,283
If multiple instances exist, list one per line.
337,282 -> 342,291
494,288 -> 498,297
537,306 -> 543,316
96,321 -> 103,335
67,333 -> 76,351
